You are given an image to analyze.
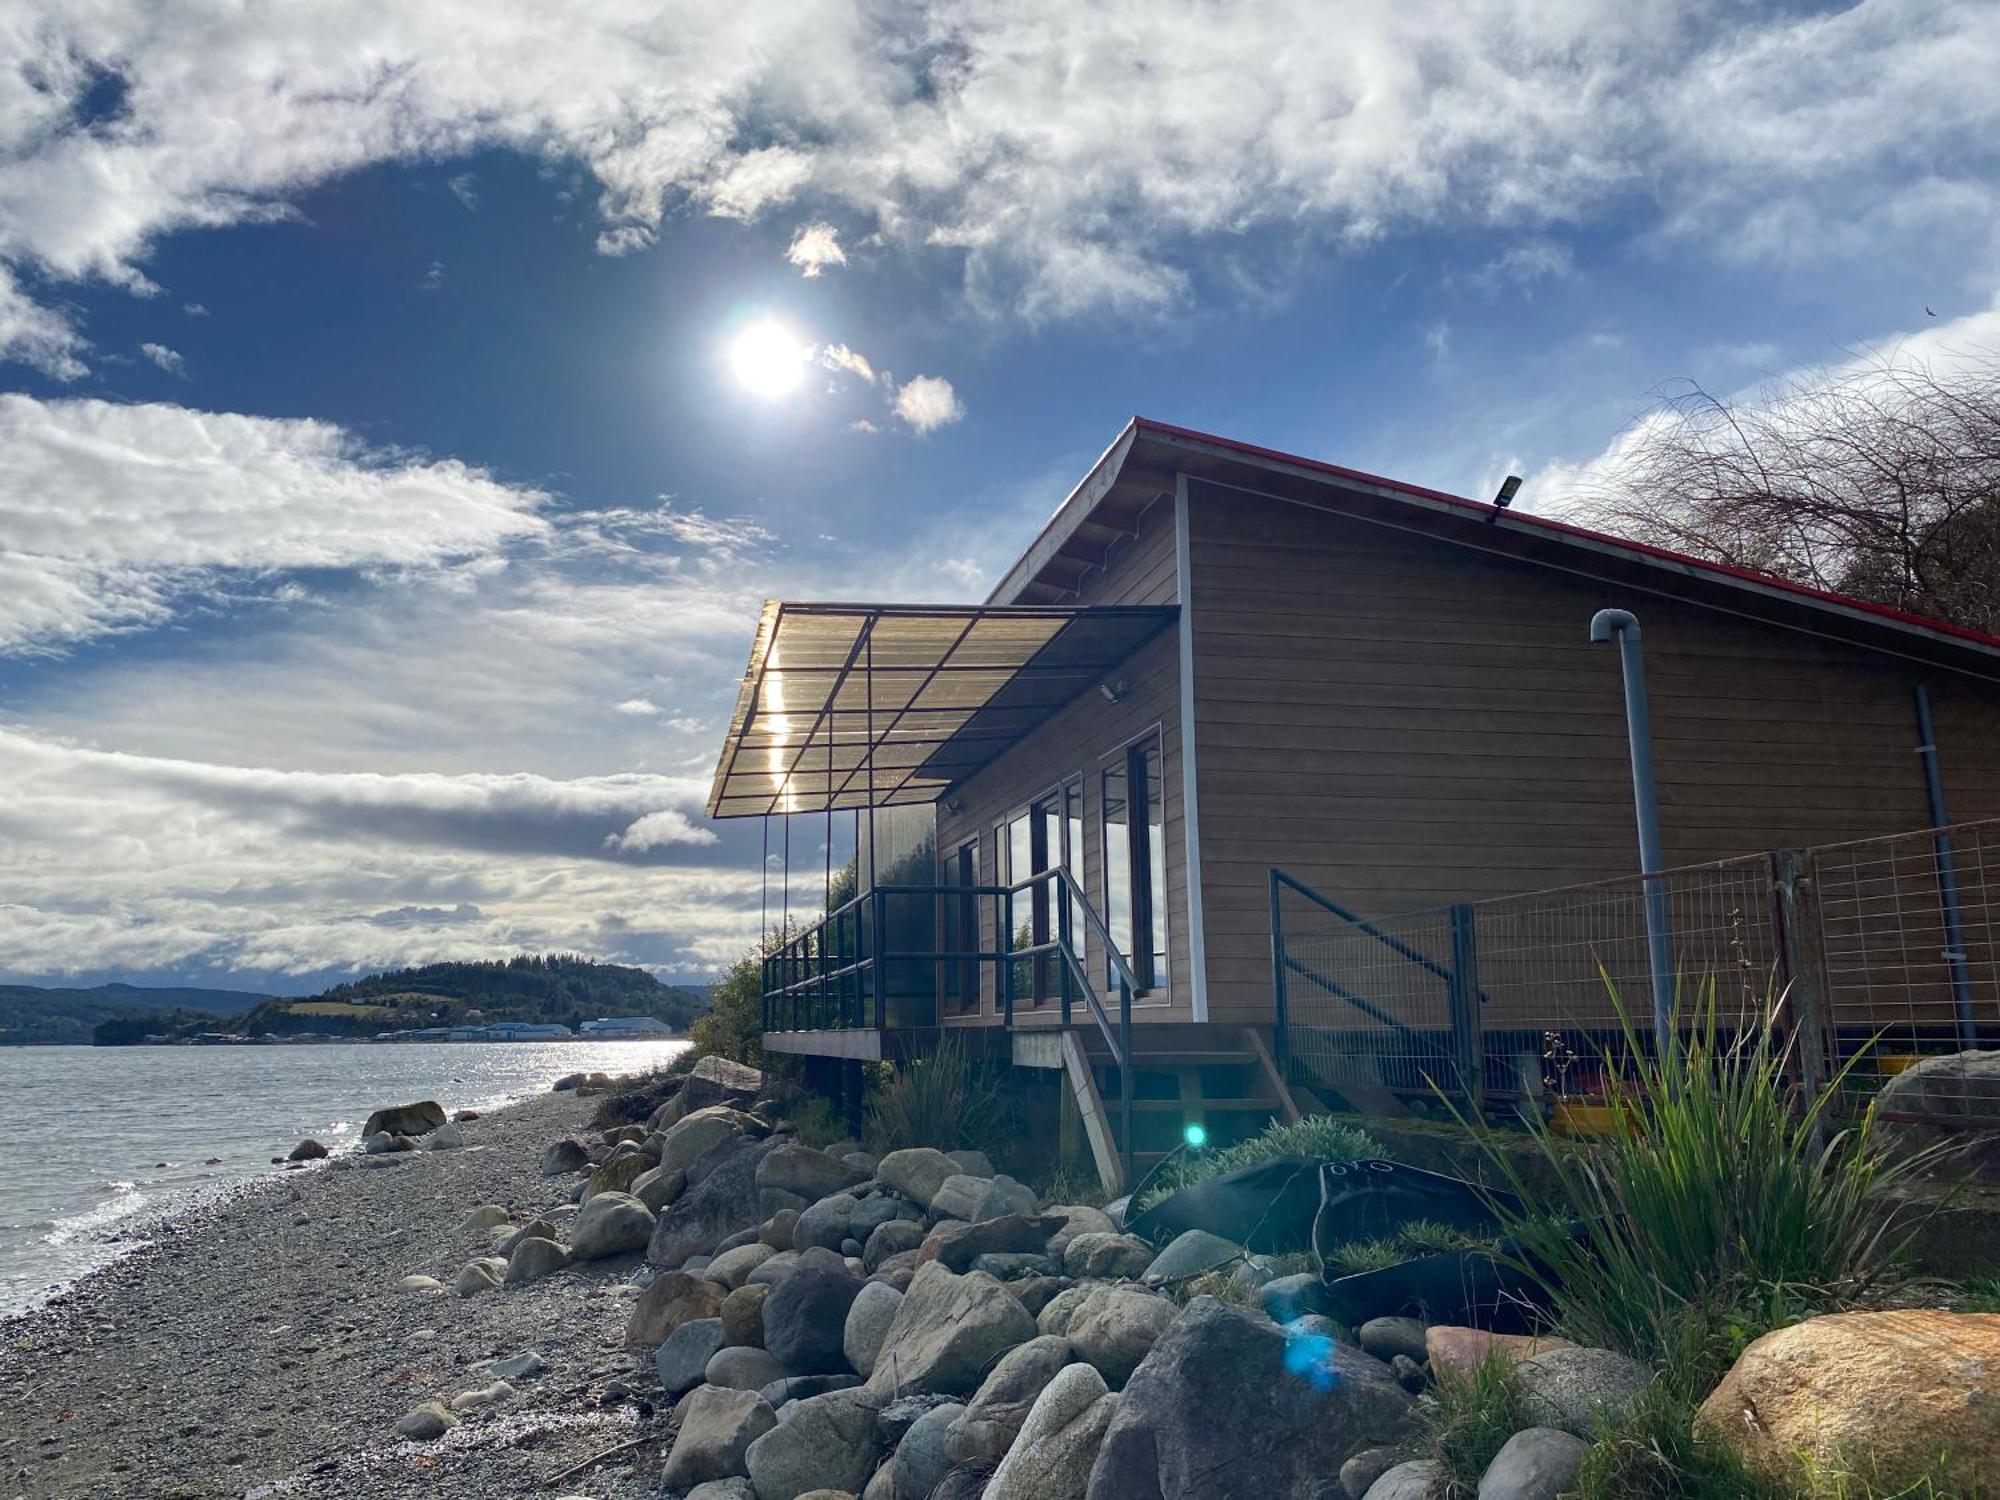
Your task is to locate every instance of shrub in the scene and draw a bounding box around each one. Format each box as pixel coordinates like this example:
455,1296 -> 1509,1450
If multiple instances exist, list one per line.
1449,979 -> 1943,1376
1134,1114 -> 1380,1211
862,1029 -> 1013,1158
687,947 -> 766,1070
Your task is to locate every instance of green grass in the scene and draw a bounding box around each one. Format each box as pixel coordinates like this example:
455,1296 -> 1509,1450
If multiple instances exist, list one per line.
1446,979 -> 1943,1374
1568,1356 -> 1791,1500
1326,1219 -> 1494,1276
1425,1354 -> 1527,1499
862,1029 -> 1014,1158
1133,1114 -> 1380,1212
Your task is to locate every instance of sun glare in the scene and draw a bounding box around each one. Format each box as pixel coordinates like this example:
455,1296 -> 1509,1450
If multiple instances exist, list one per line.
729,319 -> 809,399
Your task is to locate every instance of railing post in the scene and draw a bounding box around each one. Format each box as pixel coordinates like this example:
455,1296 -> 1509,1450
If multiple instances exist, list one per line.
1448,903 -> 1484,1111
1118,975 -> 1134,1189
1269,870 -> 1291,1078
871,893 -> 888,1031
1058,872 -> 1074,1028
1773,848 -> 1833,1103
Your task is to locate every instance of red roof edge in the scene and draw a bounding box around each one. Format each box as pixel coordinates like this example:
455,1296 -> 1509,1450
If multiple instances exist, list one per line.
1131,416 -> 2000,656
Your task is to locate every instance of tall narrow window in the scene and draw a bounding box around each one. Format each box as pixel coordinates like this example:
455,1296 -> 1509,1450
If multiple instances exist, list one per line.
1103,736 -> 1167,992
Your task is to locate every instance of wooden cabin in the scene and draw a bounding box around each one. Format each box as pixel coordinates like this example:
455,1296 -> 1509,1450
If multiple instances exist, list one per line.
706,419 -> 2000,1189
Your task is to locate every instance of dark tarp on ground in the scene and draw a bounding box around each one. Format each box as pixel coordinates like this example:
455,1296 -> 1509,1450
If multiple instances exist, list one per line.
1318,1241 -> 1556,1332
1127,1156 -> 1518,1256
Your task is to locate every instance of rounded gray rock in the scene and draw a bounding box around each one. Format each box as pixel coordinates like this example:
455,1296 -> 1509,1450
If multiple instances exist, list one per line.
843,1279 -> 905,1380
656,1317 -> 728,1397
1512,1346 -> 1652,1436
1476,1426 -> 1588,1499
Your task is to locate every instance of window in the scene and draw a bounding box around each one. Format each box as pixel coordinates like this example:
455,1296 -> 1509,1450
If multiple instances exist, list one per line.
1103,735 -> 1168,992
940,837 -> 980,1016
1001,776 -> 1085,1006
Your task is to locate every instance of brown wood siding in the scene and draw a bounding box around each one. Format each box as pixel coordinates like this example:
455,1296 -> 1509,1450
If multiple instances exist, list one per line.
1186,479 -> 2000,1026
937,493 -> 1191,1025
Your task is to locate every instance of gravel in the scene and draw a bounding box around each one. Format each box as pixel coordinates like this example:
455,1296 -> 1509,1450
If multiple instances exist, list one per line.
0,1090 -> 675,1499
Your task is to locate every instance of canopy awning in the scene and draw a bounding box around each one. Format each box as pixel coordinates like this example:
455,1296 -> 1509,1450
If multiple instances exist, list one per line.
706,601 -> 1178,818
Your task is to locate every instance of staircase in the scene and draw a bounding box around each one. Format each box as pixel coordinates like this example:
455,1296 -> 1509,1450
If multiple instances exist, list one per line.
1056,1024 -> 1302,1195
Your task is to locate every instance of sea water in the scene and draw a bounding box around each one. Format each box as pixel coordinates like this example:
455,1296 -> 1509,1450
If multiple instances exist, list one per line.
0,1039 -> 689,1316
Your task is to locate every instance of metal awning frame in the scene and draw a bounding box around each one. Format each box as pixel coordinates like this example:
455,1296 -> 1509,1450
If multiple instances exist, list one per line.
708,601 -> 1178,820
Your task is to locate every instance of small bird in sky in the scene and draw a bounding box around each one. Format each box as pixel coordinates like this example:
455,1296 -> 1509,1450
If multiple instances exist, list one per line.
1926,306 -> 1937,317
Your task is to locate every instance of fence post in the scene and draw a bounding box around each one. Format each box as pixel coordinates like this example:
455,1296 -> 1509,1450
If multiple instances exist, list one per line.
1001,889 -> 1015,1030
1270,871 -> 1291,1078
1773,848 -> 1833,1102
1448,903 -> 1484,1111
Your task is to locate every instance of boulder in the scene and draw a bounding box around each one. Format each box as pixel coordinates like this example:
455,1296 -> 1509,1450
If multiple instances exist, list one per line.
763,1209 -> 801,1250
459,1203 -> 510,1233
843,1281 -> 905,1379
453,1256 -> 507,1296
585,1151 -> 653,1201
663,1386 -> 778,1490
680,1054 -> 766,1114
765,1266 -> 865,1375
659,1107 -> 757,1178
1694,1310 -> 2000,1493
686,1482 -> 759,1500
743,1387 -> 885,1500
1008,1276 -> 1071,1318
1062,1232 -> 1153,1280
867,1263 -> 1038,1399
570,1190 -> 656,1260
400,1274 -> 443,1293
710,1242 -> 781,1290
1363,1460 -> 1444,1500
425,1121 -> 465,1151
1035,1283 -> 1099,1339
1260,1272 -> 1334,1324
750,1252 -> 802,1288
287,1139 -> 328,1161
486,1351 -> 547,1380
658,1317 -> 730,1397
887,1398 -> 967,1500
761,1374 -> 864,1410
973,1252 -> 1057,1281
1477,1427 -> 1587,1500
930,1172 -> 1032,1223
1423,1326 -> 1572,1379
1141,1230 -> 1243,1286
1086,1297 -> 1418,1499
363,1130 -> 414,1154
395,1401 -> 457,1440
985,1363 -> 1117,1500
504,1235 -> 570,1284
847,1193 -> 921,1244
1045,1205 -> 1117,1257
635,1164 -> 689,1213
947,1149 -> 996,1178
625,1270 -> 727,1348
943,1334 -> 1074,1465
1066,1285 -> 1177,1387
362,1100 -> 446,1138
553,1071 -> 586,1091
875,1148 -> 958,1207
708,1344 -> 789,1390
541,1138 -> 591,1174
449,1379 -> 514,1412
1358,1317 -> 1429,1365
1341,1447 -> 1414,1499
924,1213 -> 1051,1273
724,1282 -> 771,1347
760,1144 -> 870,1203
499,1217 -> 560,1256
864,1220 -> 926,1272
1512,1346 -> 1651,1437
650,1136 -> 781,1268
795,1193 -> 860,1253
1877,1049 -> 2000,1178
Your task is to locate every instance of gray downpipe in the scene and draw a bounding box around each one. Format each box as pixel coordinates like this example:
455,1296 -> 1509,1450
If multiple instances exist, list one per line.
1589,608 -> 1676,1050
1913,684 -> 1978,1049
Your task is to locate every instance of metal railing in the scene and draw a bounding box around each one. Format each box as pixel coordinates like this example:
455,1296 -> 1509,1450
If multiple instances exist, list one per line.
762,868 -> 1139,1171
1272,817 -> 2000,1128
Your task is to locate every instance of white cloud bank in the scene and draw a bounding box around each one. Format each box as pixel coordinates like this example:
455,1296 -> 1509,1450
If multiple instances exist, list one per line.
0,394 -> 550,650
3,0 -> 1996,363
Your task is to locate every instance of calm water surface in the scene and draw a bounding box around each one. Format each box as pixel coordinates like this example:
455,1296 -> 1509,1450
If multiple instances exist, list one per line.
0,1040 -> 688,1316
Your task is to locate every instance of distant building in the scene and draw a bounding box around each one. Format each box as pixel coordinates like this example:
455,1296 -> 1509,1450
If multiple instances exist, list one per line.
578,1015 -> 673,1037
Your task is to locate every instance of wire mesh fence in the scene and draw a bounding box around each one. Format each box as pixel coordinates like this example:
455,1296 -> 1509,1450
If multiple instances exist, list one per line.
1277,817 -> 2000,1129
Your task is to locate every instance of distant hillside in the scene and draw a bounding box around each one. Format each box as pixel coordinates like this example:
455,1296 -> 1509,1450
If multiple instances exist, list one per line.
235,954 -> 711,1039
0,983 -> 270,1046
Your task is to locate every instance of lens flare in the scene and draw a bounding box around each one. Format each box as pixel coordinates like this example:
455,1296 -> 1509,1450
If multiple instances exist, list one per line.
1183,1123 -> 1209,1149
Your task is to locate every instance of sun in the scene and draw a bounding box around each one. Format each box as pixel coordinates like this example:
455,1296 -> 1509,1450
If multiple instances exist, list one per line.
729,319 -> 809,399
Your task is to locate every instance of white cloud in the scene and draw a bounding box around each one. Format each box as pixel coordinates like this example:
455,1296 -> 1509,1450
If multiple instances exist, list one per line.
182,301 -> 208,316
614,697 -> 662,716
891,374 -> 964,433
139,340 -> 185,374
819,343 -> 877,384
605,809 -> 716,853
420,259 -> 445,290
0,394 -> 549,651
786,221 -> 847,277
0,0 -> 1991,333
0,266 -> 87,379
447,172 -> 478,209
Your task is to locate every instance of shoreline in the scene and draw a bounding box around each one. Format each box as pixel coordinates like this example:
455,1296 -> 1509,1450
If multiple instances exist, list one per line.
0,1083 -> 665,1500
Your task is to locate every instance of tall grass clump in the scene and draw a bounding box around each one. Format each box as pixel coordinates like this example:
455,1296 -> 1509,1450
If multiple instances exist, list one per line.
1451,979 -> 1939,1376
1133,1114 -> 1380,1211
1426,1354 -> 1528,1498
863,1029 -> 1013,1158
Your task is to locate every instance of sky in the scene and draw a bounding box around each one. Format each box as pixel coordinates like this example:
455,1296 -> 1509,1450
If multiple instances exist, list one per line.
1,0 -> 1998,994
